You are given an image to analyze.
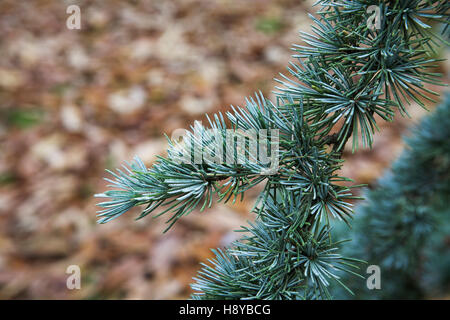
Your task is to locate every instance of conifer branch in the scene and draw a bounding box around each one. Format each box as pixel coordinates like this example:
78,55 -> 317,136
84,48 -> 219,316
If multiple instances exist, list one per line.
96,0 -> 449,299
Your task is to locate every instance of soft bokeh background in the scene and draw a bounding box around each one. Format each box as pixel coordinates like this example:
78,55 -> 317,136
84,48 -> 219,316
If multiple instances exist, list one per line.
0,0 -> 448,299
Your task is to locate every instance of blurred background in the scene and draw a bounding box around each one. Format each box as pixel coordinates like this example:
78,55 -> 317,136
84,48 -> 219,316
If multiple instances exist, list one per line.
0,0 -> 448,299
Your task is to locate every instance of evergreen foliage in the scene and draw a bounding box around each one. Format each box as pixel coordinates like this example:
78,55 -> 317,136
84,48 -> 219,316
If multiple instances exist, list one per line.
332,94 -> 450,299
96,1 -> 449,299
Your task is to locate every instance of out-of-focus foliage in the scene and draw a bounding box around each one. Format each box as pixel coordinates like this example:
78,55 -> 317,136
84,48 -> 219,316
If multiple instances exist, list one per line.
332,94 -> 450,299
